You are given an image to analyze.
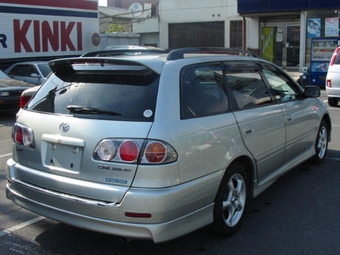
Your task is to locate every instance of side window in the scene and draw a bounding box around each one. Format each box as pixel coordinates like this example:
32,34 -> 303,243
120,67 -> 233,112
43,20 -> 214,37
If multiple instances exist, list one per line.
227,71 -> 273,109
10,65 -> 37,77
262,64 -> 301,102
9,65 -> 24,76
181,63 -> 229,119
25,65 -> 38,77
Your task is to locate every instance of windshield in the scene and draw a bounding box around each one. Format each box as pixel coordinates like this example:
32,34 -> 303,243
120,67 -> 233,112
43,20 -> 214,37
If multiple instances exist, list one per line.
0,70 -> 9,79
26,62 -> 160,121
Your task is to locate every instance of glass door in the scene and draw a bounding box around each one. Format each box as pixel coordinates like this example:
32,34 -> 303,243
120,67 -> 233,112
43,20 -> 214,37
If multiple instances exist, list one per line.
286,25 -> 300,67
261,23 -> 300,68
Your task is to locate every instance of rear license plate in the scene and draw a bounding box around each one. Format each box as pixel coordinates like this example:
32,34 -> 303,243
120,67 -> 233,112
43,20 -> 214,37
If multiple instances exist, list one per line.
43,142 -> 83,172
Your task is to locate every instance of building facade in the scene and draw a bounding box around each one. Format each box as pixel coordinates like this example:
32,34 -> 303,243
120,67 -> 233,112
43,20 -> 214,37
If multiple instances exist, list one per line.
238,0 -> 340,85
154,0 -> 340,84
157,0 -> 247,52
107,0 -> 158,9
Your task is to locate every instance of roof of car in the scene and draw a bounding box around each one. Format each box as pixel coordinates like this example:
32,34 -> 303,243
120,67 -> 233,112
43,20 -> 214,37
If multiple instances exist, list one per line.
81,45 -> 166,57
7,61 -> 50,68
49,48 -> 264,74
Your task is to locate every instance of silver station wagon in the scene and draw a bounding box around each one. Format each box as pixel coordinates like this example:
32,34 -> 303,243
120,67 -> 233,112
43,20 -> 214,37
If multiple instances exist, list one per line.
6,48 -> 331,243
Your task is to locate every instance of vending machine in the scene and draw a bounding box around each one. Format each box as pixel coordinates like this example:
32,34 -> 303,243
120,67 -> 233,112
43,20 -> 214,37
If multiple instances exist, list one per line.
310,37 -> 340,86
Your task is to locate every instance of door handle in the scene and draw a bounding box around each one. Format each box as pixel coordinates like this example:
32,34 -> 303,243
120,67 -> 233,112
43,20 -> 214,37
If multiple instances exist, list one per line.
244,128 -> 253,135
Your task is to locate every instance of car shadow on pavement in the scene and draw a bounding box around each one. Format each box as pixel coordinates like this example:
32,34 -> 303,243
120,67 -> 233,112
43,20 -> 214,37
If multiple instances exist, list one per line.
31,155 -> 340,255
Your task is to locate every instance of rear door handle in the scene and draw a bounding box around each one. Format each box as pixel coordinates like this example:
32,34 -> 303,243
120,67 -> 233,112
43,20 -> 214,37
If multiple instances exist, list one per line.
244,128 -> 253,135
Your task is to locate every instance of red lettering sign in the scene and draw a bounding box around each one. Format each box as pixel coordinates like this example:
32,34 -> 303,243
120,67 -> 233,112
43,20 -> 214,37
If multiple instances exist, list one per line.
61,22 -> 75,51
13,19 -> 82,53
42,21 -> 59,52
14,20 -> 33,52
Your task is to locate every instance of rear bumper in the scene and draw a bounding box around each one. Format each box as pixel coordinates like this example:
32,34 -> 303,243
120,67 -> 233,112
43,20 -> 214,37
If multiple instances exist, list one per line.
6,158 -> 221,243
326,87 -> 340,98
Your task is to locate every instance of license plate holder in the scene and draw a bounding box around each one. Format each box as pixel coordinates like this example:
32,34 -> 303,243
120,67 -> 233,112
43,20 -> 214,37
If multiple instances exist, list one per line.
44,142 -> 83,172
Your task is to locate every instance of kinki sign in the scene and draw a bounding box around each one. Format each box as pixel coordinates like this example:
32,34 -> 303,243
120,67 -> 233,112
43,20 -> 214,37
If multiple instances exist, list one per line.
1,19 -> 83,53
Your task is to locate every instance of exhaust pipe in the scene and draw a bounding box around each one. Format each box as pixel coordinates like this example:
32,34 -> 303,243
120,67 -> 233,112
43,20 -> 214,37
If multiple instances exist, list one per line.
118,237 -> 132,243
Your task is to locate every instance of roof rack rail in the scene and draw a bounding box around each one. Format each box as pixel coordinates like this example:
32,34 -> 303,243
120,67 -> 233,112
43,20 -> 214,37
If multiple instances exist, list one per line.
166,47 -> 259,61
81,48 -> 165,57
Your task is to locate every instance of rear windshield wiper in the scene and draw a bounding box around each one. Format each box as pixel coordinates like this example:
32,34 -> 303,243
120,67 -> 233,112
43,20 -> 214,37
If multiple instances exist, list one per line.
67,105 -> 121,116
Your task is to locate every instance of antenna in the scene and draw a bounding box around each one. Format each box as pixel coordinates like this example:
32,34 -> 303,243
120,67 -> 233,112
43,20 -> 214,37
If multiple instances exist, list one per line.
128,3 -> 143,17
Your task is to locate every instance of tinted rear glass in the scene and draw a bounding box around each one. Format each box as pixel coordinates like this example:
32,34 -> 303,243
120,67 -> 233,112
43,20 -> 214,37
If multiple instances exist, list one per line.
26,61 -> 159,121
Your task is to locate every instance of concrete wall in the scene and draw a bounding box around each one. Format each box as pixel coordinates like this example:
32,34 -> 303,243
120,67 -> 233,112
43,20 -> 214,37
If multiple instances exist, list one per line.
99,33 -> 140,49
132,17 -> 160,46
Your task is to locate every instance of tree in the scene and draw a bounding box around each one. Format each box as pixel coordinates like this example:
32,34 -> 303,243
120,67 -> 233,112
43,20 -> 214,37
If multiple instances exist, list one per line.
105,23 -> 126,33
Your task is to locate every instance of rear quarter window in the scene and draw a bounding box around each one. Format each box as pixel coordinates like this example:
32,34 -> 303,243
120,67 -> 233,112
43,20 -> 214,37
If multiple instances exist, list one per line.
180,63 -> 229,119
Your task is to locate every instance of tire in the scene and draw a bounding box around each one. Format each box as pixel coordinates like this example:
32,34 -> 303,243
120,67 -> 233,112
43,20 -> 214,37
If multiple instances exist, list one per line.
312,120 -> 329,164
328,97 -> 338,107
212,162 -> 248,236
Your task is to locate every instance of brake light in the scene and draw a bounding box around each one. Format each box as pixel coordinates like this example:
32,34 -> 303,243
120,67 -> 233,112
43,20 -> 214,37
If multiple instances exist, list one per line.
94,139 -> 177,164
20,95 -> 31,108
326,79 -> 332,88
329,47 -> 340,66
119,140 -> 139,162
15,126 -> 23,144
13,124 -> 35,148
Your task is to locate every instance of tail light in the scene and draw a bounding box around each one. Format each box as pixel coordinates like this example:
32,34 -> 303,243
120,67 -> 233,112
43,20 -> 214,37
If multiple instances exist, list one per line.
20,95 -> 31,108
144,141 -> 167,163
93,139 -> 177,164
326,79 -> 332,88
119,140 -> 139,162
13,124 -> 35,148
329,47 -> 340,66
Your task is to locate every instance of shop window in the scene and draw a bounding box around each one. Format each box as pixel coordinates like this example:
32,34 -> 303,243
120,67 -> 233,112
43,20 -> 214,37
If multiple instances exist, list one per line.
230,20 -> 243,48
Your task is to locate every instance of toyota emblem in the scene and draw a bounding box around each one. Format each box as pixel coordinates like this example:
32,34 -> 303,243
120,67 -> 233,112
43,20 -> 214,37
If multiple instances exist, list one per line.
59,123 -> 70,132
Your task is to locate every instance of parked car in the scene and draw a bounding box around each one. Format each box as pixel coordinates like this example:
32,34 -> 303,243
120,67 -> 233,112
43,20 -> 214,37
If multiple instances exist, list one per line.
0,70 -> 35,113
6,47 -> 331,243
326,46 -> 340,106
5,61 -> 51,85
19,85 -> 41,109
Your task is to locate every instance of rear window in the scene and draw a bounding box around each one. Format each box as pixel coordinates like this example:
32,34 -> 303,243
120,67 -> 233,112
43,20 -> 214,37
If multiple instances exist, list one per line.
26,61 -> 159,121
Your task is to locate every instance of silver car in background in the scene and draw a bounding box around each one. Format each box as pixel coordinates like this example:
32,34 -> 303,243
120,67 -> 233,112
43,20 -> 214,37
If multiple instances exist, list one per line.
5,61 -> 51,85
6,48 -> 331,243
0,70 -> 35,113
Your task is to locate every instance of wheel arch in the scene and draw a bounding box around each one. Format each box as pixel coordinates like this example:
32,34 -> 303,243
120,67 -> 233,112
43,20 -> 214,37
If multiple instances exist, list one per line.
322,114 -> 332,142
226,155 -> 256,199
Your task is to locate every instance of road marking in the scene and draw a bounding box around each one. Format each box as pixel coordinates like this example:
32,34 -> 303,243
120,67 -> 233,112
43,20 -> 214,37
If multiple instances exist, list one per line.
0,153 -> 12,158
0,216 -> 45,238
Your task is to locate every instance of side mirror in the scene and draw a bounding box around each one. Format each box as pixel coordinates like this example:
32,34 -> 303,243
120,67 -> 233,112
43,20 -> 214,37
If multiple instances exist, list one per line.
304,85 -> 320,98
31,73 -> 40,78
